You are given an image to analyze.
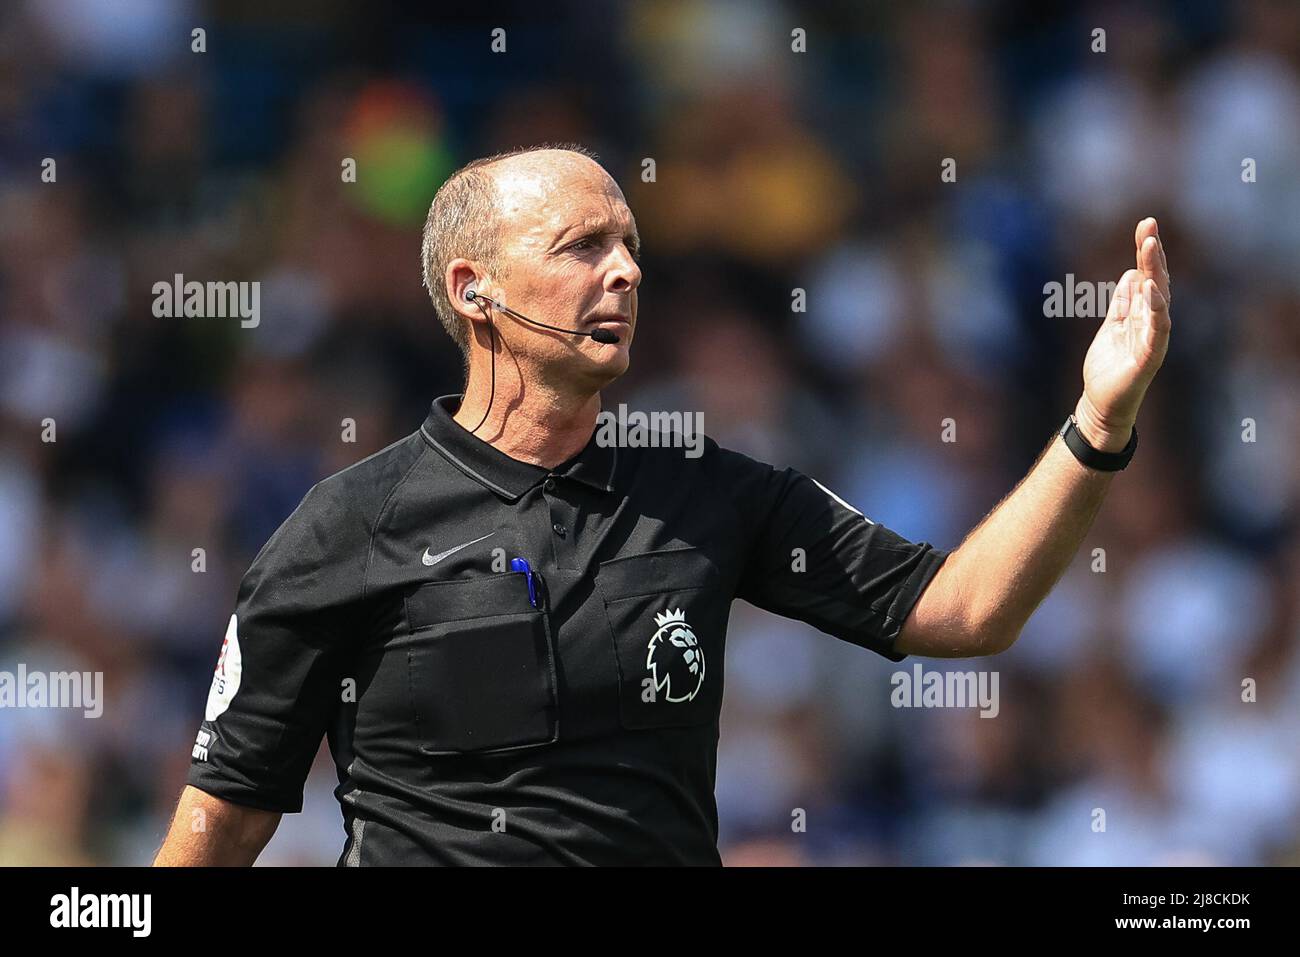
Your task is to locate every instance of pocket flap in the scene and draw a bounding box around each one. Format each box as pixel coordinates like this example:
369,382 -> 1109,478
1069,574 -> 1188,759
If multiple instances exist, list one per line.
597,547 -> 720,601
406,573 -> 533,629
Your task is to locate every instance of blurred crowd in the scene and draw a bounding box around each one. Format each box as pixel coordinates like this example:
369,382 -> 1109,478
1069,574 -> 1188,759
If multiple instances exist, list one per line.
0,0 -> 1297,865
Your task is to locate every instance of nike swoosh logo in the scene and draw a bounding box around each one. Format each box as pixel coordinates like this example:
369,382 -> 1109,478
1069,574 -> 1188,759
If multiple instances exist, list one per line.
422,532 -> 495,566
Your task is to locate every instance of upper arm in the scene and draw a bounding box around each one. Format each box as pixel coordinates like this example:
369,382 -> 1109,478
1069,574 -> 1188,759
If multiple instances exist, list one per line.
899,553 -> 1008,657
185,481 -> 370,814
894,558 -> 977,657
154,785 -> 282,866
720,447 -> 950,661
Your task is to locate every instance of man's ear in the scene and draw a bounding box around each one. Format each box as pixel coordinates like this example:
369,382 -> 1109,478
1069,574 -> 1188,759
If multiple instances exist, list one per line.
446,260 -> 486,323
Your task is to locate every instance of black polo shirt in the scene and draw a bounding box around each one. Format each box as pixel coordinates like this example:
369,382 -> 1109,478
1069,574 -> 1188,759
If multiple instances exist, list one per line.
186,395 -> 948,865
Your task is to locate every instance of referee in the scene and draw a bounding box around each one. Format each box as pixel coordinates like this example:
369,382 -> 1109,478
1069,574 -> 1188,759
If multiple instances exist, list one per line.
154,144 -> 1171,866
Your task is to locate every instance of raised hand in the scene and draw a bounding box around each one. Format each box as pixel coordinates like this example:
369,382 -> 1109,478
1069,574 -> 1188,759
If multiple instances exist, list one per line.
1074,217 -> 1173,452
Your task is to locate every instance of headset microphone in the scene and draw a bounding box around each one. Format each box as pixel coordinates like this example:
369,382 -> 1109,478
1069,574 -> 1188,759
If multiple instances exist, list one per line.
461,286 -> 623,435
464,289 -> 622,344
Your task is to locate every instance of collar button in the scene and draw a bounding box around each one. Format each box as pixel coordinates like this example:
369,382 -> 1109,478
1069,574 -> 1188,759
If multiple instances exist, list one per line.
552,522 -> 567,538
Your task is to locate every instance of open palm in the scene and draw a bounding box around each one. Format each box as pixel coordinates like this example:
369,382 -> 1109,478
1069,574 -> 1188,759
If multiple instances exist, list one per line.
1079,218 -> 1172,441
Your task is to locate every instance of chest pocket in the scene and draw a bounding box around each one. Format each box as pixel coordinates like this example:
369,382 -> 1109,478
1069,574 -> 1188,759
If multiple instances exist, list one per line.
596,547 -> 729,731
402,573 -> 558,755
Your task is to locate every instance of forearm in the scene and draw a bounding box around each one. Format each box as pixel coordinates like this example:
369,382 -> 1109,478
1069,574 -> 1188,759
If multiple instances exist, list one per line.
901,398 -> 1128,656
153,785 -> 280,866
899,218 -> 1169,658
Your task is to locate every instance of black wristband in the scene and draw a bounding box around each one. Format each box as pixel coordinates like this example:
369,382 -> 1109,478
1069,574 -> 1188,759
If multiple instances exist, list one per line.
1059,414 -> 1138,471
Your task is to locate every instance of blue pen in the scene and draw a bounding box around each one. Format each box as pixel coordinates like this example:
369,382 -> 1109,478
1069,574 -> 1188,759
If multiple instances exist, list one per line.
510,557 -> 539,608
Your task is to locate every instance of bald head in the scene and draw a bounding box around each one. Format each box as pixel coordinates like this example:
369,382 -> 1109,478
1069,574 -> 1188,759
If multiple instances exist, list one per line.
489,148 -> 623,212
420,144 -> 629,358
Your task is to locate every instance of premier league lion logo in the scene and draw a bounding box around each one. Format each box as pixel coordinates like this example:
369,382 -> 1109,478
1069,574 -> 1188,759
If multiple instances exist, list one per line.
646,607 -> 705,703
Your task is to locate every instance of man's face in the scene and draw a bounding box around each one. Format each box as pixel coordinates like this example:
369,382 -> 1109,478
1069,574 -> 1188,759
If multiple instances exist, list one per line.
483,153 -> 641,390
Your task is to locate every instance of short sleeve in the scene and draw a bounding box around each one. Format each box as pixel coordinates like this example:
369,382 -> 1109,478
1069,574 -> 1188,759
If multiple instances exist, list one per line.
721,446 -> 949,661
186,480 -> 369,813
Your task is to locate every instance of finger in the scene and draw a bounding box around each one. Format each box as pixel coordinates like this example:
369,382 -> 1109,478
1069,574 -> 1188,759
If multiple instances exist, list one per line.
1108,268 -> 1140,324
1139,278 -> 1171,349
1140,235 -> 1171,301
1159,240 -> 1169,294
1135,217 -> 1158,255
1135,217 -> 1171,296
1144,277 -> 1170,326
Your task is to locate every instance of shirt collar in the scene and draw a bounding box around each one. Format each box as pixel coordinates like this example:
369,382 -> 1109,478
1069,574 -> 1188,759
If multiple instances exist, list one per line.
420,395 -> 617,502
